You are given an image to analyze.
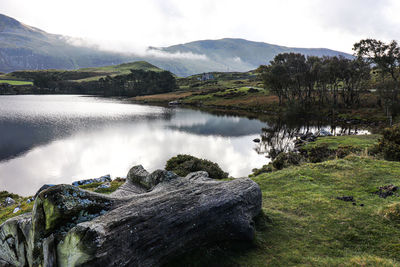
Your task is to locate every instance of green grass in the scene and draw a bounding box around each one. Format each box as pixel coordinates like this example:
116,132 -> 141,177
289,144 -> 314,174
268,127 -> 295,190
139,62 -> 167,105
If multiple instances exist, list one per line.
302,134 -> 381,151
78,179 -> 125,194
170,155 -> 400,266
0,192 -> 34,224
0,79 -> 33,85
76,61 -> 163,82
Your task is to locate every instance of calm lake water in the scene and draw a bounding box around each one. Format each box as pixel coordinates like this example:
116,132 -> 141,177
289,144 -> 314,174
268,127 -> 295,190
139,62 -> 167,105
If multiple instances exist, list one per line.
0,95 -> 367,195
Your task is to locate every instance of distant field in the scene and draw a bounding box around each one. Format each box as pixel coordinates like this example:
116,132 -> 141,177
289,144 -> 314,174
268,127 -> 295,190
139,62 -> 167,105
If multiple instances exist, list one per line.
0,80 -> 33,86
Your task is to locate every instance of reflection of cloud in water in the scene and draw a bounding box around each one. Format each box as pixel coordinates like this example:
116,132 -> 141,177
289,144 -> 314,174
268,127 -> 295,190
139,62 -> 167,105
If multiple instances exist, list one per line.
0,124 -> 266,196
168,112 -> 266,137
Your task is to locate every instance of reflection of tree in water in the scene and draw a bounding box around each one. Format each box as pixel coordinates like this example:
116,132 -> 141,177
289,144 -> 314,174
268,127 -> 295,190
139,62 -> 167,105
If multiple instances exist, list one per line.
254,118 -> 367,159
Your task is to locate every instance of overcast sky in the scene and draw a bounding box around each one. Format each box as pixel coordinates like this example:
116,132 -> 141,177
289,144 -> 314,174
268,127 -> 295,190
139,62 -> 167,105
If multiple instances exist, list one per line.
2,0 -> 400,53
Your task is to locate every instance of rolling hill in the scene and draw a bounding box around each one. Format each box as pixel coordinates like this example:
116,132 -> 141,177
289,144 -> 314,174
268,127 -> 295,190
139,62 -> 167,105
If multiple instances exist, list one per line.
0,13 -> 352,77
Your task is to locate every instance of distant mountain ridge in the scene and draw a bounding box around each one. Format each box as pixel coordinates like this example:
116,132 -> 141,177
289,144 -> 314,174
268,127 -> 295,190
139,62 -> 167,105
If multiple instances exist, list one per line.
153,38 -> 352,72
0,13 -> 352,76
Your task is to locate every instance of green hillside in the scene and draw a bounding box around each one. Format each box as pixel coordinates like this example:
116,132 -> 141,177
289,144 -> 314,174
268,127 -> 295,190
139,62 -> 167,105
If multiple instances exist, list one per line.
0,61 -> 164,83
74,61 -> 163,82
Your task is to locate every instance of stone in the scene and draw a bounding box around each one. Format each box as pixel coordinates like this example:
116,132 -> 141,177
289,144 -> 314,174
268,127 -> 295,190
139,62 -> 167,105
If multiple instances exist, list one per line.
3,197 -> 15,207
12,206 -> 20,214
253,138 -> 261,143
97,182 -> 111,189
0,166 -> 262,267
33,184 -> 55,199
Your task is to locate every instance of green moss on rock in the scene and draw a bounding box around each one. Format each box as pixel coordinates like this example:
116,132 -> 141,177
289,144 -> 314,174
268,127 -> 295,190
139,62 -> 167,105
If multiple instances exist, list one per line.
165,154 -> 228,179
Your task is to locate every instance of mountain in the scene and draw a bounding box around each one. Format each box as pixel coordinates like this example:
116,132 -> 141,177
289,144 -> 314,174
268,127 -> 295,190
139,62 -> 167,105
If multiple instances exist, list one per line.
0,14 -> 132,73
0,13 -> 352,77
154,38 -> 352,73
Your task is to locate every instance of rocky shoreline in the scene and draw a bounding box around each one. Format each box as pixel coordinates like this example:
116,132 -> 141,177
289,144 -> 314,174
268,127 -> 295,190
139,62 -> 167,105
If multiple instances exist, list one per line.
0,165 -> 262,266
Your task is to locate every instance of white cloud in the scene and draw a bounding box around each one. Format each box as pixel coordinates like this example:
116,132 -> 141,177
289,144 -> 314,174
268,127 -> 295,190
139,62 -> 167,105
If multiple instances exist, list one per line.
1,0 -> 400,53
145,49 -> 208,60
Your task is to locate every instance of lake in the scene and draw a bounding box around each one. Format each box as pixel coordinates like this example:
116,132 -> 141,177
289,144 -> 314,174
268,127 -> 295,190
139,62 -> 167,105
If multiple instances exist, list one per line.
0,95 -> 367,195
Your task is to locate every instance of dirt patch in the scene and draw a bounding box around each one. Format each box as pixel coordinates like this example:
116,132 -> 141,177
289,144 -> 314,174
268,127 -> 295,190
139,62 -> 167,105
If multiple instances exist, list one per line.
374,184 -> 399,198
336,196 -> 355,202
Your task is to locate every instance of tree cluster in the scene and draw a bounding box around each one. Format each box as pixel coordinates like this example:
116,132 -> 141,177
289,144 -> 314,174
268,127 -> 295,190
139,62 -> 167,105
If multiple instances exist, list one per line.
25,69 -> 177,97
259,53 -> 370,108
260,39 -> 400,116
99,69 -> 177,97
353,39 -> 400,116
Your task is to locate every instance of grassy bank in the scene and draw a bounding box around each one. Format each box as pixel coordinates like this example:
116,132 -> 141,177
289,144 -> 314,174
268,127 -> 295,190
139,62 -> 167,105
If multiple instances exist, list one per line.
170,155 -> 400,266
302,134 -> 381,151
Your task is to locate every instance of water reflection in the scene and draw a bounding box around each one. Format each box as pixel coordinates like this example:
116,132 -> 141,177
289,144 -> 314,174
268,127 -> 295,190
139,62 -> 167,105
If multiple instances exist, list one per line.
0,95 -> 267,195
0,95 -> 369,196
255,119 -> 370,159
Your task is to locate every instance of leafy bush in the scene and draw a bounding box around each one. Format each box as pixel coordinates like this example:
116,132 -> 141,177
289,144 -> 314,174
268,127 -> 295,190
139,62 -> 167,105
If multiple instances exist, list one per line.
165,154 -> 228,179
336,145 -> 359,158
272,152 -> 303,170
374,125 -> 400,161
250,163 -> 274,177
301,143 -> 335,163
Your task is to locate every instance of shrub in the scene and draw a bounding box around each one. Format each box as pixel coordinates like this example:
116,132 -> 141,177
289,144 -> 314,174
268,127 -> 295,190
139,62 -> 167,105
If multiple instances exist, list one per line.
272,152 -> 303,170
336,145 -> 359,158
375,125 -> 400,161
250,163 -> 274,176
165,154 -> 228,179
302,143 -> 335,163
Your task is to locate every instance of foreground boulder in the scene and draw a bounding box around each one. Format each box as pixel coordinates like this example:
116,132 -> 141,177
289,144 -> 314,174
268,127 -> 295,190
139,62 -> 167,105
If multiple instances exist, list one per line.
0,166 -> 262,267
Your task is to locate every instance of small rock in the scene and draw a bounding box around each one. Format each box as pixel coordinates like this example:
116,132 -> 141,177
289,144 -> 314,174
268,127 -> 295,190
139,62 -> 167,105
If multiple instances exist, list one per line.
253,138 -> 261,143
4,197 -> 15,207
13,206 -> 21,214
97,182 -> 111,189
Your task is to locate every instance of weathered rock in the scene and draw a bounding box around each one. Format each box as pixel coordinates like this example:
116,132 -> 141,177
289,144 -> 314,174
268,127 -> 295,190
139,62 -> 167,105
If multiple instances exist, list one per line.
33,184 -> 55,199
0,166 -> 262,267
3,197 -> 15,207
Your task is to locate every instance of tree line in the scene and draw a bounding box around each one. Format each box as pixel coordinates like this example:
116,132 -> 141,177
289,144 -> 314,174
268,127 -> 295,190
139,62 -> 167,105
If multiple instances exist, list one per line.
258,39 -> 400,116
18,69 -> 177,97
98,70 -> 177,97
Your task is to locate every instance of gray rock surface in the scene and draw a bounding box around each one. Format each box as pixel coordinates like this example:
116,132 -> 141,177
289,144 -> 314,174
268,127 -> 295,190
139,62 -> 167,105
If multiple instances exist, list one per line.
3,197 -> 15,207
0,165 -> 262,267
